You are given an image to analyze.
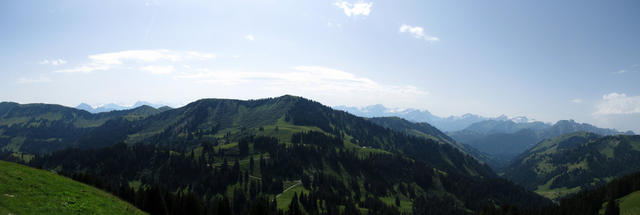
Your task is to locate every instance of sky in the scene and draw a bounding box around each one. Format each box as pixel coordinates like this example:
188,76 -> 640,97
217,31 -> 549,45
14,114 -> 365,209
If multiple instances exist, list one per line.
1,0 -> 639,132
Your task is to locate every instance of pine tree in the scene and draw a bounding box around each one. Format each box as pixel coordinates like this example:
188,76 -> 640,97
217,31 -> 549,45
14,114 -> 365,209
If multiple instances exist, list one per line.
239,138 -> 249,156
288,192 -> 303,215
250,156 -> 255,173
344,201 -> 361,215
605,198 -> 620,215
217,197 -> 231,215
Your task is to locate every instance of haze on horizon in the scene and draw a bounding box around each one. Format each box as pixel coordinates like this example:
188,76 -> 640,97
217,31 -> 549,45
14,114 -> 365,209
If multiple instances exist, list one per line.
1,0 -> 639,132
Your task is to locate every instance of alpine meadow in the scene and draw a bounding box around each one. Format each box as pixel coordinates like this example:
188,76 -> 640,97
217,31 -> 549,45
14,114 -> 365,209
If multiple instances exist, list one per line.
1,1 -> 640,215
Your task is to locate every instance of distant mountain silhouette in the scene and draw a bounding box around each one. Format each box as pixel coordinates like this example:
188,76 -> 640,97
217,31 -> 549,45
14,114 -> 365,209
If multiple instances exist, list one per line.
76,101 -> 171,113
333,104 -> 532,132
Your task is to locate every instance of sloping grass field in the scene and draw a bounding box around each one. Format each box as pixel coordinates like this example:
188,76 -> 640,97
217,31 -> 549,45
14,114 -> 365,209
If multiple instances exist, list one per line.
0,160 -> 145,215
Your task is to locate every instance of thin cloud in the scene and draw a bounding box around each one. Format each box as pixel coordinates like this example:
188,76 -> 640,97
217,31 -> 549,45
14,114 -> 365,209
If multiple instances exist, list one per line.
55,49 -> 215,74
245,35 -> 255,41
613,64 -> 640,75
327,21 -> 342,28
17,76 -> 53,84
141,65 -> 175,75
175,66 -> 429,105
594,93 -> 640,115
334,1 -> 372,17
39,59 -> 67,66
571,98 -> 583,104
399,24 -> 439,42
613,70 -> 637,75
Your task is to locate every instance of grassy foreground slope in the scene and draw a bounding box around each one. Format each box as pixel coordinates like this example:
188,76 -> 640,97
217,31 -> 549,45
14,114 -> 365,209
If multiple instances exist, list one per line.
615,191 -> 640,215
0,160 -> 145,215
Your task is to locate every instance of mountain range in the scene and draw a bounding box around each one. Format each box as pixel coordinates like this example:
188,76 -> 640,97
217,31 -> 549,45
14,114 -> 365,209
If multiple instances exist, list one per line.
333,104 -> 535,132
334,104 -> 634,171
0,96 -> 550,214
76,101 -> 171,113
3,95 -> 640,214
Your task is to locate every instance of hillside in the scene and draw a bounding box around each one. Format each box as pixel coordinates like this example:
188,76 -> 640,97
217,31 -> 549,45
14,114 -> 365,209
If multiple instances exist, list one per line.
0,102 -> 167,153
366,116 -> 505,168
64,96 -> 497,178
503,132 -> 640,200
367,117 -> 460,148
449,119 -> 632,170
615,191 -> 640,215
1,96 -> 551,214
0,160 -> 145,215
483,170 -> 640,215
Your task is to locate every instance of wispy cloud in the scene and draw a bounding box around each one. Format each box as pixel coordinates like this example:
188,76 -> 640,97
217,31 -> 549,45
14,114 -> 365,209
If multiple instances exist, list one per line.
175,66 -> 429,105
244,35 -> 255,41
55,49 -> 215,74
334,1 -> 372,17
17,76 -> 52,84
594,93 -> 640,115
613,64 -> 640,75
613,70 -> 637,75
327,21 -> 342,28
399,24 -> 439,42
39,59 -> 67,66
141,65 -> 175,75
571,98 -> 583,104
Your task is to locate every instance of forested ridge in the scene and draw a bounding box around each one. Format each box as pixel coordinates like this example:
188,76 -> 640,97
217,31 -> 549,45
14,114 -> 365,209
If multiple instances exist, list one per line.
504,132 -> 640,201
0,96 -> 551,214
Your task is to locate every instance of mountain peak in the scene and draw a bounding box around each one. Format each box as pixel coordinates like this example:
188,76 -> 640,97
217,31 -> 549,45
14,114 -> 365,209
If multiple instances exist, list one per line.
75,103 -> 95,112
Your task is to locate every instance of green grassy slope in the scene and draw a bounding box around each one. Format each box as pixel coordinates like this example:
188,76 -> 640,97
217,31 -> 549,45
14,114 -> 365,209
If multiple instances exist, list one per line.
619,191 -> 640,215
0,160 -> 145,215
599,189 -> 640,215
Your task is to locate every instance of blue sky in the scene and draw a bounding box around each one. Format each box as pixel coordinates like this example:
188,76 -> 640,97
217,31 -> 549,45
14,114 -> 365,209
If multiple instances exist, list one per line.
1,0 -> 639,132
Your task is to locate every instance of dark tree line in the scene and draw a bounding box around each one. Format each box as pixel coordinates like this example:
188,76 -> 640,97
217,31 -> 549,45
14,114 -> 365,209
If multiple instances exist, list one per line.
481,170 -> 640,215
